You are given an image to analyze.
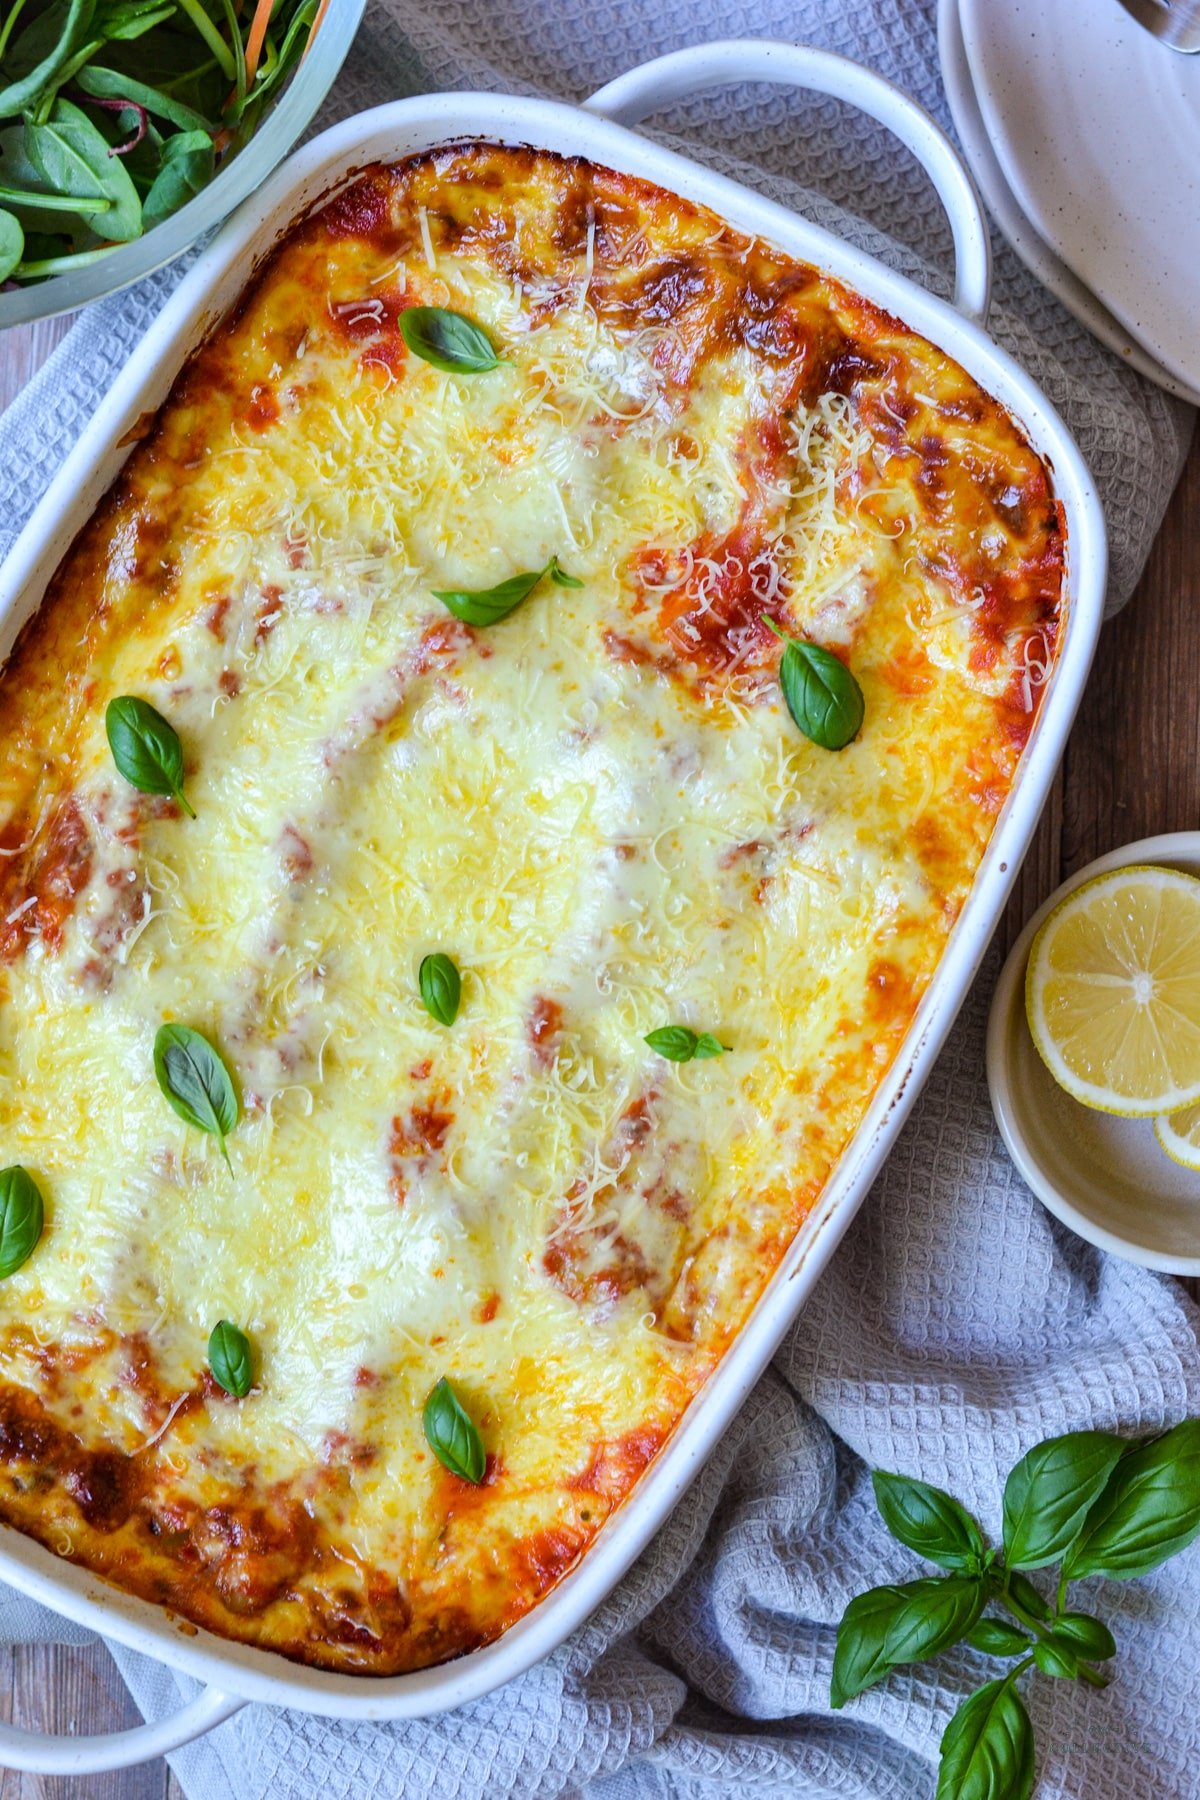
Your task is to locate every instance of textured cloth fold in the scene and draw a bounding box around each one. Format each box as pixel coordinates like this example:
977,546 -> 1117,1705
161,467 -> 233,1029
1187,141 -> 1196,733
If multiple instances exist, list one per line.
0,2 -> 1196,1796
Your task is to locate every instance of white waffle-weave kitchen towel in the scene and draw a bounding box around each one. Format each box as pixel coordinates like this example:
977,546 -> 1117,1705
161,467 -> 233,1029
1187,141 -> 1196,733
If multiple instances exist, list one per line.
0,2 -> 1197,1796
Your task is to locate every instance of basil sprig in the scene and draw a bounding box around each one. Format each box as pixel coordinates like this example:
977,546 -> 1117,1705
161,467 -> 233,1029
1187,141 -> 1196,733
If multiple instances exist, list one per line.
208,1319 -> 253,1398
423,1376 -> 485,1484
0,1166 -> 44,1279
644,1026 -> 730,1063
153,1023 -> 239,1170
106,695 -> 195,817
432,556 -> 583,628
419,952 -> 461,1026
399,306 -> 504,373
833,1423 -> 1200,1798
762,615 -> 864,751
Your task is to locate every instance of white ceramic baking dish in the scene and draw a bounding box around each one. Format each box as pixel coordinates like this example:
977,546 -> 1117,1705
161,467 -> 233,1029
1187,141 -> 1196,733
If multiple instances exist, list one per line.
0,39 -> 1108,1774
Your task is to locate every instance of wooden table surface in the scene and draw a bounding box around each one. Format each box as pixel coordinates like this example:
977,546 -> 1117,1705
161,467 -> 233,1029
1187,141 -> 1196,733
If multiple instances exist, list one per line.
0,315 -> 1196,1799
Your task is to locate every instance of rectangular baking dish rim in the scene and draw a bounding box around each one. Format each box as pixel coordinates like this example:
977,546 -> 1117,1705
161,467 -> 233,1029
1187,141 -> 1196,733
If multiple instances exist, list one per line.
0,83 -> 1108,1724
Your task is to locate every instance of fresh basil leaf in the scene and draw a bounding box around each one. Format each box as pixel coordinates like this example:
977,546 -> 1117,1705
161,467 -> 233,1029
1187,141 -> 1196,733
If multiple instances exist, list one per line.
153,1023 -> 239,1170
0,1167 -> 44,1279
1032,1639 -> 1079,1681
763,615 -> 863,751
548,557 -> 583,589
419,953 -> 461,1027
208,1319 -> 253,1397
400,305 -> 504,373
433,567 -> 543,627
873,1470 -> 986,1573
965,1618 -> 1031,1658
1063,1420 -> 1200,1580
26,99 -> 141,240
432,554 -> 582,627
0,0 -> 95,119
831,1576 -> 984,1708
936,1679 -> 1036,1800
1047,1613 -> 1116,1661
142,127 -> 212,229
105,694 -> 195,815
645,1026 -> 699,1061
881,1575 -> 987,1667
422,1376 -> 485,1484
830,1583 -> 912,1708
0,208 -> 22,282
1002,1429 -> 1127,1570
75,63 -> 210,132
644,1026 -> 730,1063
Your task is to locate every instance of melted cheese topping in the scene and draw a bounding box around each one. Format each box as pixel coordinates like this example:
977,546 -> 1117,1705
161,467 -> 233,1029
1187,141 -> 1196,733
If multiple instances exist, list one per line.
0,145 -> 1064,1672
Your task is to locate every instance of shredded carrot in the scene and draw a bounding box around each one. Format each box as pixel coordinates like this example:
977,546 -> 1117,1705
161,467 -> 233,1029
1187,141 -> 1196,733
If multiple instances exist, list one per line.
301,0 -> 330,63
242,0 -> 276,87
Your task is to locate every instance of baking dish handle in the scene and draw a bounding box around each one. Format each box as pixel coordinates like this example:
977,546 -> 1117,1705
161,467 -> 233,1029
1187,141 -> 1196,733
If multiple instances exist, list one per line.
0,1681 -> 243,1774
583,38 -> 992,326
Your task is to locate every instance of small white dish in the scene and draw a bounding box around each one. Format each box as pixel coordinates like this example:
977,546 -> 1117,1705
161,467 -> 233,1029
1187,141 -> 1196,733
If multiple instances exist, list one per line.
959,0 -> 1200,396
988,833 -> 1200,1274
938,0 -> 1200,406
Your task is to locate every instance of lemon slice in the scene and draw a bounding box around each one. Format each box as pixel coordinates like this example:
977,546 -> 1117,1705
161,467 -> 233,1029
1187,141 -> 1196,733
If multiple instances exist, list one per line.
1155,1103 -> 1200,1172
1025,864 -> 1200,1116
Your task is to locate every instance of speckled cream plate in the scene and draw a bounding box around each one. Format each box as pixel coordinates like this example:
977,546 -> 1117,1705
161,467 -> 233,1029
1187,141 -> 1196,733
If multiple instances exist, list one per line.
938,0 -> 1200,407
959,0 -> 1200,397
988,833 -> 1200,1274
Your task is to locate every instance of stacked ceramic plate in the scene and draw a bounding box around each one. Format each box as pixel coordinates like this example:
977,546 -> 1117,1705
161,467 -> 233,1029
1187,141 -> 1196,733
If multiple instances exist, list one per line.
938,0 -> 1200,405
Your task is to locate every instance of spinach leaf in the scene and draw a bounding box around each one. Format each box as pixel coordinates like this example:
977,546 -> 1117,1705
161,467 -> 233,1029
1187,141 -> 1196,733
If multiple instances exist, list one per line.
25,98 -> 142,240
0,207 -> 23,281
76,62 -> 211,133
142,127 -> 212,227
0,0 -> 95,120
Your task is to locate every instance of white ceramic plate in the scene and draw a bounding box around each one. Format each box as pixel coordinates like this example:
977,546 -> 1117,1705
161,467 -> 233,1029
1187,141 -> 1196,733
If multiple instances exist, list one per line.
938,0 -> 1200,405
959,0 -> 1200,395
988,833 -> 1200,1275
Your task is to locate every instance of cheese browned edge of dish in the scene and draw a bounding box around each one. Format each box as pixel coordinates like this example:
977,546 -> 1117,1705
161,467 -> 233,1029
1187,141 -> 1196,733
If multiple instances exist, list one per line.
0,143 -> 1064,1675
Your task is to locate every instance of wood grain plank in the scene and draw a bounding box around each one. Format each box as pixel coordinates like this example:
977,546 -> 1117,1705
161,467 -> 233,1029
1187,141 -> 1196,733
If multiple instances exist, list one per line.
0,1643 -> 166,1800
1062,443 -> 1200,876
0,318 -> 76,416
